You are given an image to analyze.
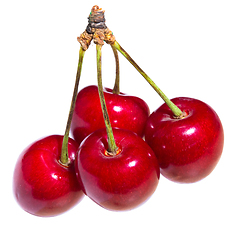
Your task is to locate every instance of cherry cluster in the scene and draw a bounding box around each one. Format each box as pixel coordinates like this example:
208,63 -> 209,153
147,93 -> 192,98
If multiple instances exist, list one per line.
13,6 -> 224,217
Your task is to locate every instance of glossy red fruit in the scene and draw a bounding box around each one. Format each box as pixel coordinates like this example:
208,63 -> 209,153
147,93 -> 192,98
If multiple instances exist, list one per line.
144,97 -> 224,183
75,128 -> 160,211
13,135 -> 84,217
71,85 -> 150,144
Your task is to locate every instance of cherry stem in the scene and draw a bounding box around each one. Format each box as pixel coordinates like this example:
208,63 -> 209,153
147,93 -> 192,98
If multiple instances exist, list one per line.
111,41 -> 183,118
111,45 -> 120,94
96,44 -> 119,154
60,47 -> 85,165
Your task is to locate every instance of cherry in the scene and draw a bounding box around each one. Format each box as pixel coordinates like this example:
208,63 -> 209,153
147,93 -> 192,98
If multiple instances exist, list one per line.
76,128 -> 160,211
144,97 -> 224,183
13,135 -> 84,217
71,85 -> 150,144
13,47 -> 86,216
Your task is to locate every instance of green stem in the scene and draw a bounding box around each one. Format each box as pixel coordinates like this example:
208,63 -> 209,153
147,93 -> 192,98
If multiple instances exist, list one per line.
60,47 -> 85,165
112,41 -> 183,118
111,45 -> 120,94
96,44 -> 118,154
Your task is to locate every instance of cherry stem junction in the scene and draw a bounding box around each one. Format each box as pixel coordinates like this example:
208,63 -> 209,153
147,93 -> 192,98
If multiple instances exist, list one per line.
111,41 -> 183,118
60,47 -> 85,165
96,44 -> 119,155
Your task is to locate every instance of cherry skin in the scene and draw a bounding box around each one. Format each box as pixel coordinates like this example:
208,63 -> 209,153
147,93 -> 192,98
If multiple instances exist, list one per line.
144,97 -> 224,183
71,85 -> 150,144
75,128 -> 160,211
13,135 -> 84,217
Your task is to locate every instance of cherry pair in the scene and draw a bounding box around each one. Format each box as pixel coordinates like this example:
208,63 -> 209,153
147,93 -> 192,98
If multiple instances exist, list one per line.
73,86 -> 224,184
13,6 -> 224,217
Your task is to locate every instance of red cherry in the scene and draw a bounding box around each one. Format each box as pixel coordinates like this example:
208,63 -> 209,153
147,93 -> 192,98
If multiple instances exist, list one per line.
144,97 -> 224,183
71,85 -> 150,144
75,128 -> 160,211
13,135 -> 84,217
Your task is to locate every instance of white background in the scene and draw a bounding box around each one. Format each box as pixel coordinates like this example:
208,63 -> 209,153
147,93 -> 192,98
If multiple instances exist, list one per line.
1,0 -> 239,239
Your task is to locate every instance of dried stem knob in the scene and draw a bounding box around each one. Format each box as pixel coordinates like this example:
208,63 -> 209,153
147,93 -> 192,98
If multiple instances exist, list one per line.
77,5 -> 116,50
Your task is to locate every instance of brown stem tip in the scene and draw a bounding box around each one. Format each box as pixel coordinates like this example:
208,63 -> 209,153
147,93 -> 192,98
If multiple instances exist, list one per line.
77,6 -> 116,50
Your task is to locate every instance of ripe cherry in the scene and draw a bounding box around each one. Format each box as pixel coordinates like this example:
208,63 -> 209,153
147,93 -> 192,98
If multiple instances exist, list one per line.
76,128 -> 160,211
71,85 -> 150,144
145,97 -> 224,183
13,135 -> 84,217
